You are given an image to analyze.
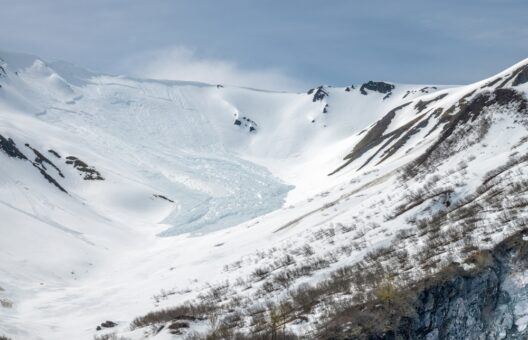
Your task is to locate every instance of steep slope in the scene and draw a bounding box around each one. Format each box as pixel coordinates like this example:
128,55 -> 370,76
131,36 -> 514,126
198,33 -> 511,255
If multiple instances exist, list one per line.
0,51 -> 433,339
0,51 -> 527,339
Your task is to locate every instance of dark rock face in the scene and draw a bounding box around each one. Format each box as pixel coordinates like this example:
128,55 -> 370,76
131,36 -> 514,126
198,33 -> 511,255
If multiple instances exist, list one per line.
332,87 -> 527,175
393,268 -> 503,339
481,78 -> 503,89
48,149 -> 61,158
415,88 -> 527,168
512,65 -> 528,87
0,135 -> 67,192
154,194 -> 174,203
307,86 -> 329,102
329,102 -> 412,175
307,86 -> 331,114
27,144 -> 67,193
360,81 -> 395,95
499,65 -> 528,88
234,116 -> 258,133
414,93 -> 448,113
420,86 -> 438,93
168,321 -> 190,335
316,233 -> 528,340
26,144 -> 64,178
0,133 -> 109,191
96,320 -> 117,331
376,234 -> 528,340
493,88 -> 528,110
65,156 -> 104,180
101,320 -> 117,328
37,169 -> 67,193
0,135 -> 28,160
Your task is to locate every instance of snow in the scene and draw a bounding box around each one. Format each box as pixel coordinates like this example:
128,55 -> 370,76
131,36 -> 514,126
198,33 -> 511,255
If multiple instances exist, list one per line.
1,50 -> 528,339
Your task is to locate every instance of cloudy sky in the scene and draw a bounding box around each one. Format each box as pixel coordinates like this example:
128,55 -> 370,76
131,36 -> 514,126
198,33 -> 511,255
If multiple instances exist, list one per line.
1,0 -> 527,90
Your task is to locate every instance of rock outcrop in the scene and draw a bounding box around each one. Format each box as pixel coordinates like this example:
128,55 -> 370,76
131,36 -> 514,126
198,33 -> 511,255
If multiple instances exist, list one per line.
307,86 -> 329,102
369,232 -> 528,340
360,81 -> 395,95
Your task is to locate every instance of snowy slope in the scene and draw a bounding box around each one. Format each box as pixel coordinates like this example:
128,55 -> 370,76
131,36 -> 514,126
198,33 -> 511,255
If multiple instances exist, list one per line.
0,50 -> 528,339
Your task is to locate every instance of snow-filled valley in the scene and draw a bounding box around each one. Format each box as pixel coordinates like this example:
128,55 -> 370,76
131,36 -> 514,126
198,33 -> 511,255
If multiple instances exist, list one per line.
1,50 -> 528,339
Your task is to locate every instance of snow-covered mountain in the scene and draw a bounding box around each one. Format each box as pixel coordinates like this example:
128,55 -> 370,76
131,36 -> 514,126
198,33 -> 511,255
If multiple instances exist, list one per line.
1,50 -> 528,339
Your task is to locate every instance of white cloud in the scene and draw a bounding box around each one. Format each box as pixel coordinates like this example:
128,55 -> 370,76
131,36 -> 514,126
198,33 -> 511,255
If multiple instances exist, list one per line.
121,46 -> 304,91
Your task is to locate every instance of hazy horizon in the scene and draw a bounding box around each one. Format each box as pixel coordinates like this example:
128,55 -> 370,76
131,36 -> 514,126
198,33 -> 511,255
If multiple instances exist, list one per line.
1,0 -> 527,90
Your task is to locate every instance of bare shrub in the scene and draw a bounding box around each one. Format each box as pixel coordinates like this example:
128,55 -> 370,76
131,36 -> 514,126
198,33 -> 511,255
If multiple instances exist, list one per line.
465,249 -> 493,268
301,244 -> 314,257
0,298 -> 13,308
94,333 -> 130,340
130,302 -> 213,329
252,267 -> 270,281
373,282 -> 399,305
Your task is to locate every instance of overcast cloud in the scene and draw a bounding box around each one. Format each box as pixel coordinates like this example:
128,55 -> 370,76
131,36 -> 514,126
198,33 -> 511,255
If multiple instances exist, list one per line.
0,0 -> 527,90
122,46 -> 303,90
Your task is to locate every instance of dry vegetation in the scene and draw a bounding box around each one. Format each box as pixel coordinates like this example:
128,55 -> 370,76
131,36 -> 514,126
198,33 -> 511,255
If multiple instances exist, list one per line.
129,149 -> 528,338
125,90 -> 528,339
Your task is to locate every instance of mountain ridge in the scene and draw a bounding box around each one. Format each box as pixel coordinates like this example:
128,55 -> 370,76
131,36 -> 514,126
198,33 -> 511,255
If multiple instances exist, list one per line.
1,51 -> 528,339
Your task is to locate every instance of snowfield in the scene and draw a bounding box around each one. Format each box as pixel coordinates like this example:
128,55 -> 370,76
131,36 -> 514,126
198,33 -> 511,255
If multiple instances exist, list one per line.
1,50 -> 528,339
